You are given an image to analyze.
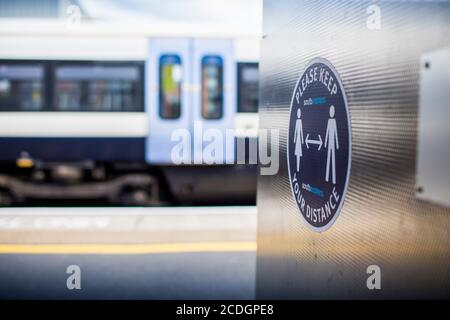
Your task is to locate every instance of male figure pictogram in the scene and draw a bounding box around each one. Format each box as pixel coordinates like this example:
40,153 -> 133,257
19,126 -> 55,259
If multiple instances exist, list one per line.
324,105 -> 339,184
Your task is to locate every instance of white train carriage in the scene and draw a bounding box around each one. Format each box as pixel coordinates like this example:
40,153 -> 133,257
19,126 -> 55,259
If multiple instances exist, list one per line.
0,19 -> 260,205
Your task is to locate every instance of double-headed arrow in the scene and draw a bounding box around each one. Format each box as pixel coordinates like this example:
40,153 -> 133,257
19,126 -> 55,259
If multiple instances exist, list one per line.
305,134 -> 323,151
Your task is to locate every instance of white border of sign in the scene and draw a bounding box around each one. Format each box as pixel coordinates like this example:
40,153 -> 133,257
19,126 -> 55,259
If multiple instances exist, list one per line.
287,57 -> 352,233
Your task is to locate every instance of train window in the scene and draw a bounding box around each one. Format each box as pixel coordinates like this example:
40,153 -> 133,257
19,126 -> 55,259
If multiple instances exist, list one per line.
201,55 -> 223,119
159,55 -> 182,119
55,64 -> 143,112
0,63 -> 44,111
237,63 -> 259,113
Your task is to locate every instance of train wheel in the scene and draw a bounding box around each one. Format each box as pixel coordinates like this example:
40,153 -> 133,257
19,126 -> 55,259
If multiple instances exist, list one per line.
116,188 -> 154,206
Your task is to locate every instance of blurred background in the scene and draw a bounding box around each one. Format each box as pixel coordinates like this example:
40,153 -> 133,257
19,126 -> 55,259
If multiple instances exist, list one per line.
0,0 -> 262,207
0,0 -> 261,299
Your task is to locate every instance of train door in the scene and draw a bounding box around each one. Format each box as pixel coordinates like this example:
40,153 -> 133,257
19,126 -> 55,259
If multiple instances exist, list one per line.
146,38 -> 191,164
192,39 -> 236,164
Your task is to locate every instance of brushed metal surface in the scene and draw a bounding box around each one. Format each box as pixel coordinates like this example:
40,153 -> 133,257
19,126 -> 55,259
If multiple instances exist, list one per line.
256,0 -> 450,299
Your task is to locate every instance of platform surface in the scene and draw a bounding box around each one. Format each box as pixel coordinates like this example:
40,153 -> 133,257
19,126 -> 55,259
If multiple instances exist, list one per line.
0,206 -> 256,299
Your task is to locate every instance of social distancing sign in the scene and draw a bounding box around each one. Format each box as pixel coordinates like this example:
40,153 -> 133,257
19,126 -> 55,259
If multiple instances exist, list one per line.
287,58 -> 352,232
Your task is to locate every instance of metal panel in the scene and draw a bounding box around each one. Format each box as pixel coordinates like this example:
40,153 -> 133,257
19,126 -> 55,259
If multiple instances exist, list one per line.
257,0 -> 450,299
416,47 -> 450,208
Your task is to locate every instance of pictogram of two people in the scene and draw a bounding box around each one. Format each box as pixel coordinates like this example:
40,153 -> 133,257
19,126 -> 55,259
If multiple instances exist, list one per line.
293,105 -> 339,184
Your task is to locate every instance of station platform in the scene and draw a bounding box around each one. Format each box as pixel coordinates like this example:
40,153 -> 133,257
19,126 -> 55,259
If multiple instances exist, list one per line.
0,206 -> 256,299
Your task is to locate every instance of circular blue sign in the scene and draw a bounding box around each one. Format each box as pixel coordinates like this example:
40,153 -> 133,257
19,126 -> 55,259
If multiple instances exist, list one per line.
287,58 -> 351,232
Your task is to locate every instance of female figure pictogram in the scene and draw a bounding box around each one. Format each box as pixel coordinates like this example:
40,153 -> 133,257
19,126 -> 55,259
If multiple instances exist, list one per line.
294,108 -> 304,172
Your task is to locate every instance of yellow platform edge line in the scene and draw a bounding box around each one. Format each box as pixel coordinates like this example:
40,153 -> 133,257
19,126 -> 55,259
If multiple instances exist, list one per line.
0,241 -> 257,255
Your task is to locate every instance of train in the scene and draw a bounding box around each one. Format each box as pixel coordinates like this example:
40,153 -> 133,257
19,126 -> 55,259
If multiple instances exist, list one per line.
0,18 -> 260,206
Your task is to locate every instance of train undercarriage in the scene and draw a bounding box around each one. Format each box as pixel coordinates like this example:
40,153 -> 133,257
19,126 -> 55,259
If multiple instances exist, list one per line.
0,161 -> 256,207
